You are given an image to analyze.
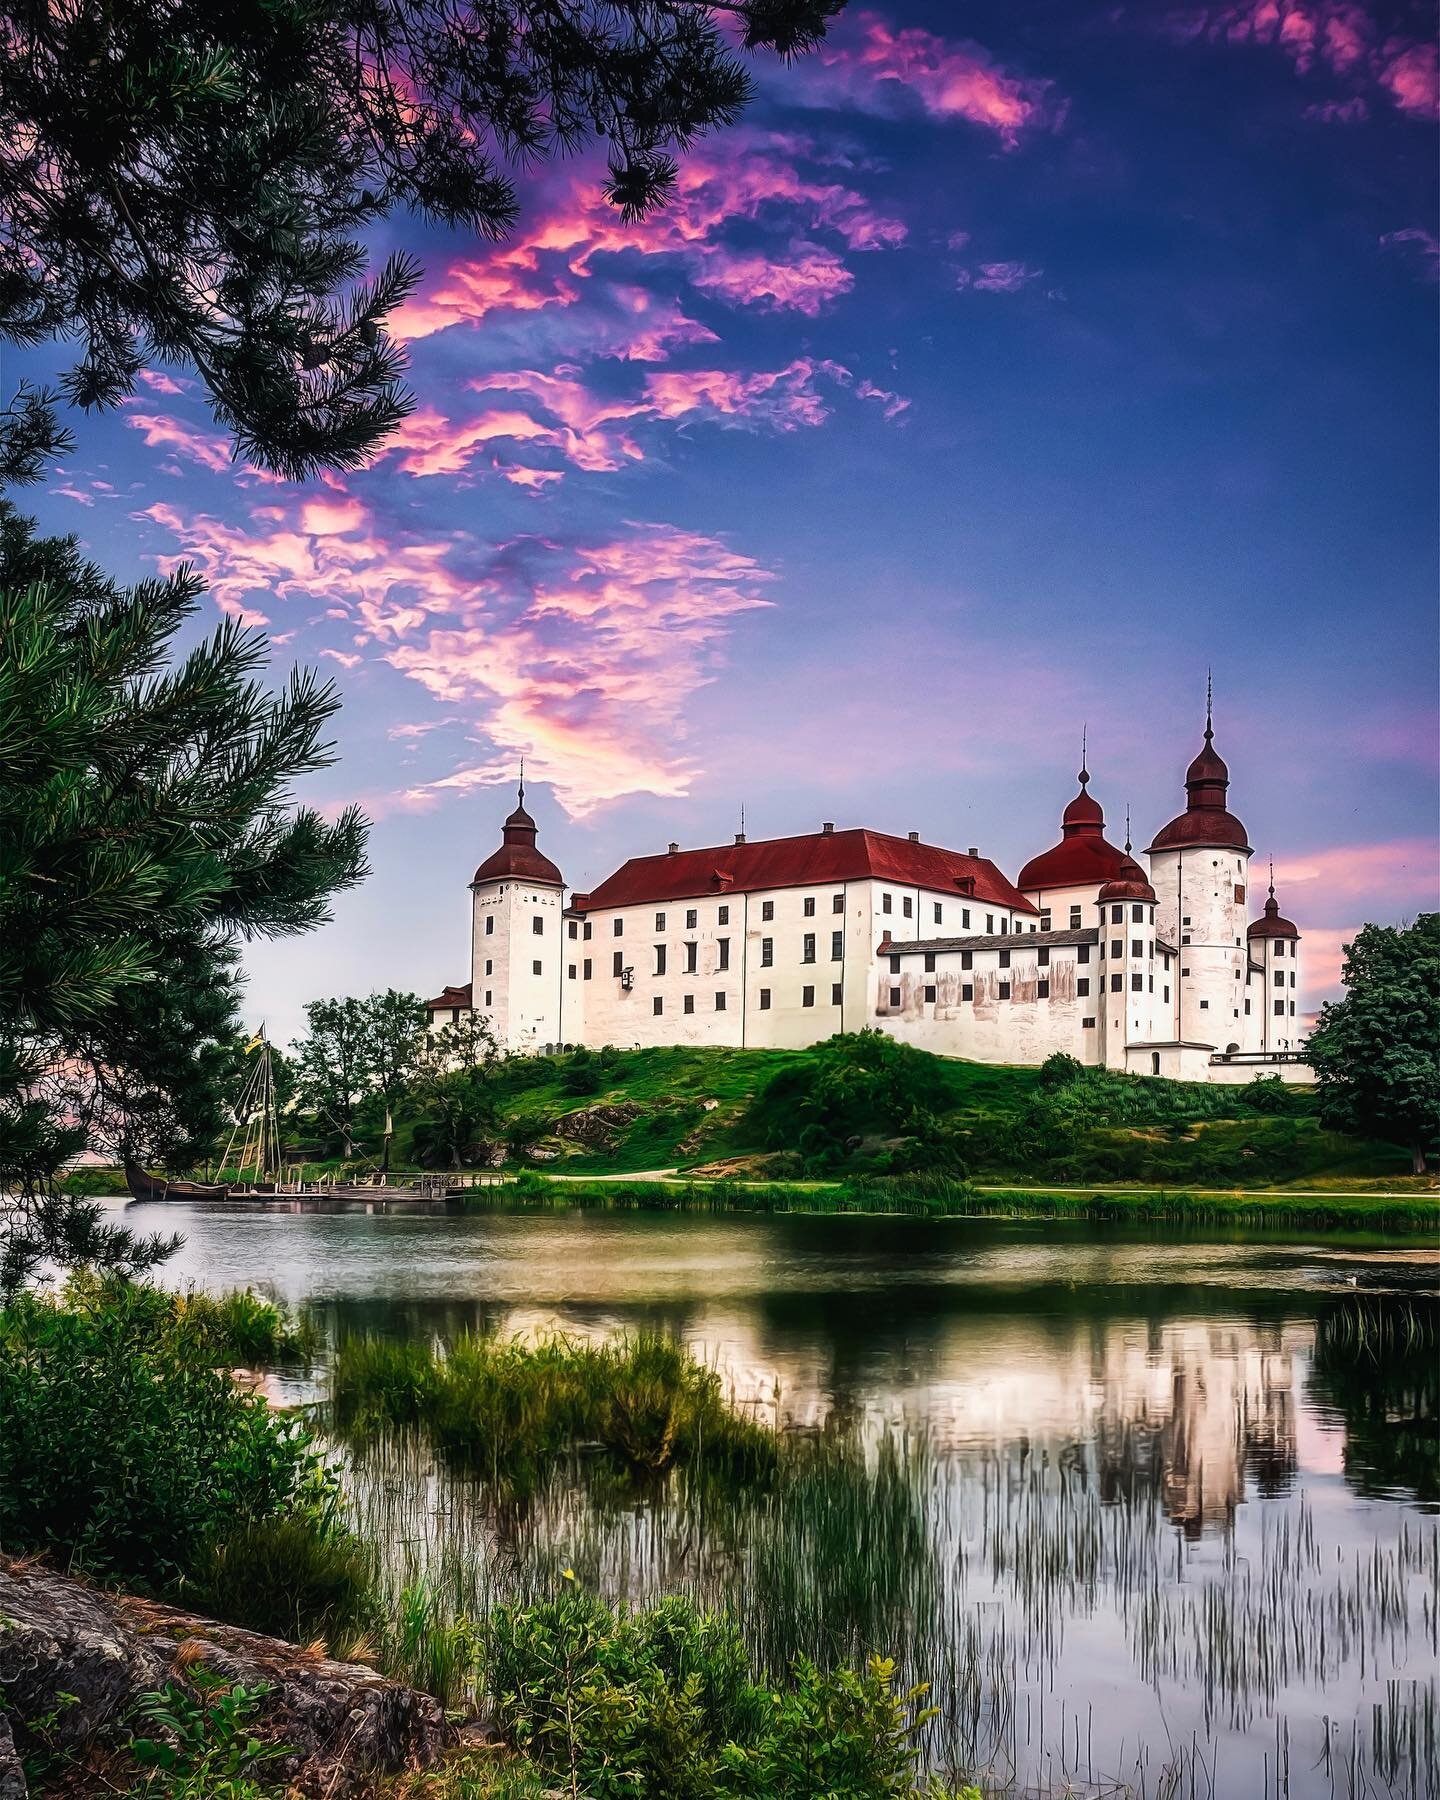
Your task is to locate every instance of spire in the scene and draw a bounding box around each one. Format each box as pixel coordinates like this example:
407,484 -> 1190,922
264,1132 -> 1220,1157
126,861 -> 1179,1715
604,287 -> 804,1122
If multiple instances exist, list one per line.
518,755 -> 525,809
1061,731 -> 1103,835
1124,804 -> 1132,856
1080,722 -> 1088,783
1205,668 -> 1213,740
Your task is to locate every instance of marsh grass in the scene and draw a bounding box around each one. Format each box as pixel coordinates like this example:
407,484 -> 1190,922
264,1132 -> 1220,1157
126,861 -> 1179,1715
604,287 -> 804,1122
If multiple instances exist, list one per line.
331,1329 -> 777,1489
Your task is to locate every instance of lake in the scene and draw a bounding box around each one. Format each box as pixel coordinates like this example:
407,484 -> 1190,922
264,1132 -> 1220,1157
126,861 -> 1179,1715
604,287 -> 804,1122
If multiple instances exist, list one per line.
106,1197 -> 1438,1799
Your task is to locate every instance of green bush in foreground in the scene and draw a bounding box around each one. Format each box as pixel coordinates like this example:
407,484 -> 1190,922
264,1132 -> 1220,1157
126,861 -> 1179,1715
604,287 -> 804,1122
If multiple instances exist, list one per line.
182,1516 -> 374,1649
486,1586 -> 971,1800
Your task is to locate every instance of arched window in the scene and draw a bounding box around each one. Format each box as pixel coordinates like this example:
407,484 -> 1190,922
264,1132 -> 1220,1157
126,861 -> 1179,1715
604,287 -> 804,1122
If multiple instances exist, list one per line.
1150,1052 -> 1160,1076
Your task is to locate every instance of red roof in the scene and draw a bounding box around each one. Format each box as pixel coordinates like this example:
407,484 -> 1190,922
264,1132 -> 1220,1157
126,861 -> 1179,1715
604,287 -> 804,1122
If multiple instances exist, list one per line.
1148,718 -> 1250,853
1017,769 -> 1128,893
1248,886 -> 1299,939
570,828 -> 1036,915
425,982 -> 473,1010
474,790 -> 563,886
1098,854 -> 1158,904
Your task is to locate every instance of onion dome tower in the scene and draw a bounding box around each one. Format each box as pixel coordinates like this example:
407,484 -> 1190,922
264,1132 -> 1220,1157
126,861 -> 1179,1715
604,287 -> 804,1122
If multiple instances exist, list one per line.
1247,866 -> 1302,1053
1096,814 -> 1159,1070
469,770 -> 565,1054
1016,734 -> 1129,920
1145,680 -> 1253,1052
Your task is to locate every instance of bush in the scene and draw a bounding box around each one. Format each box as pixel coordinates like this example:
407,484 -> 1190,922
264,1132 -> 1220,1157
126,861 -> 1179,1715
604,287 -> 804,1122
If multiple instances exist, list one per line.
183,1516 -> 374,1648
1038,1051 -> 1084,1089
0,1287 -> 323,1588
64,1271 -> 314,1366
485,1586 -> 949,1800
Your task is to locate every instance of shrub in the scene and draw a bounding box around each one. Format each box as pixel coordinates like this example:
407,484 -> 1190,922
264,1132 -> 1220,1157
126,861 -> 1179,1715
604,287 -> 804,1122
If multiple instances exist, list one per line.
0,1288 -> 322,1587
1038,1051 -> 1084,1089
183,1516 -> 374,1648
485,1586 -> 946,1800
63,1271 -> 314,1366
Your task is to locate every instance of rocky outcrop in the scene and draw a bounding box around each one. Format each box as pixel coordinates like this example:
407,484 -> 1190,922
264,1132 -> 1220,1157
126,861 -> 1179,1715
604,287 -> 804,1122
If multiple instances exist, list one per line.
551,1101 -> 647,1149
0,1559 -> 449,1797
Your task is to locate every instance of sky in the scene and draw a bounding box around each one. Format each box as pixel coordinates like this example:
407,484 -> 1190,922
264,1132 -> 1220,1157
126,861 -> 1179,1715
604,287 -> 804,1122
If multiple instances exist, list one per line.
13,0 -> 1439,1047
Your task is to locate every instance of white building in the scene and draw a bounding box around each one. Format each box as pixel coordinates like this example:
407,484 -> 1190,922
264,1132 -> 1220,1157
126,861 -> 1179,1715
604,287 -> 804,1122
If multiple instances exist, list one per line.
425,710 -> 1310,1083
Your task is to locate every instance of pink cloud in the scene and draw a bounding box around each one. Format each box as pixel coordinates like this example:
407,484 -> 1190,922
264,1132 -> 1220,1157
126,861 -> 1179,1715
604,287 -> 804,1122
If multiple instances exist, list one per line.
1273,837 -> 1439,909
783,12 -> 1052,141
959,261 -> 1045,293
125,411 -> 232,473
1165,4 -> 1439,119
1380,225 -> 1440,280
136,368 -> 189,396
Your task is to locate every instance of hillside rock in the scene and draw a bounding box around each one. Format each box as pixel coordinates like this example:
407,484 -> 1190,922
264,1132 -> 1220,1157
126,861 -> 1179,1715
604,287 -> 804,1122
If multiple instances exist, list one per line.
0,1559 -> 449,1797
552,1101 -> 647,1149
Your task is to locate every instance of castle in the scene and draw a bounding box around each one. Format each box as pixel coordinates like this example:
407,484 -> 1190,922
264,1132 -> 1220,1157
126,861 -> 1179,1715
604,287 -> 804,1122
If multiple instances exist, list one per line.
425,706 -> 1311,1084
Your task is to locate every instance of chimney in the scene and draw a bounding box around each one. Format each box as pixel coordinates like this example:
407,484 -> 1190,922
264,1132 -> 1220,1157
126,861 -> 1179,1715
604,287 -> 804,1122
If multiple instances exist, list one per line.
908,830 -> 919,842
668,842 -> 679,855
967,846 -> 978,858
734,832 -> 746,845
822,821 -> 834,835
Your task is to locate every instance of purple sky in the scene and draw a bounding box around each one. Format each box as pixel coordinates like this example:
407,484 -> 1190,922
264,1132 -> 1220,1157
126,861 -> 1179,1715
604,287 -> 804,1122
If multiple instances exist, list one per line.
17,0 -> 1439,1047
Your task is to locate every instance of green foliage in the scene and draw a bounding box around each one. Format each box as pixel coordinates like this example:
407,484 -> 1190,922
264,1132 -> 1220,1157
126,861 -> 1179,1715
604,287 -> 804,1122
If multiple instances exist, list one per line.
0,505 -> 367,1286
1038,1051 -> 1084,1088
486,1585 -> 945,1800
0,0 -> 840,481
183,1517 -> 374,1649
126,1670 -> 289,1800
64,1271 -> 314,1365
1308,914 -> 1440,1172
332,1329 -> 775,1489
383,1580 -> 484,1712
0,1285 -> 324,1587
410,1013 -> 503,1169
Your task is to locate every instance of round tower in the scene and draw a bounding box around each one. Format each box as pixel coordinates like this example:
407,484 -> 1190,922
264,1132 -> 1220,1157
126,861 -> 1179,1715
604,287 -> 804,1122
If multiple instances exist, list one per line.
1096,836 -> 1159,1072
470,778 -> 565,1054
1246,872 -> 1302,1053
1145,695 -> 1252,1052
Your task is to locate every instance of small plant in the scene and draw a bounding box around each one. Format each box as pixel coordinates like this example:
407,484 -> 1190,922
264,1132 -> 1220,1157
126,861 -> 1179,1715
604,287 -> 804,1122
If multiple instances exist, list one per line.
126,1670 -> 289,1798
183,1516 -> 375,1649
384,1580 -> 483,1711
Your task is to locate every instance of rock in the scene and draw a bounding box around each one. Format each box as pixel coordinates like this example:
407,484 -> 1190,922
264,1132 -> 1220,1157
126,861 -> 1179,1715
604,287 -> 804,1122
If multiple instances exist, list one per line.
551,1101 -> 646,1149
0,1559 -> 449,1798
527,1142 -> 562,1163
0,1711 -> 26,1800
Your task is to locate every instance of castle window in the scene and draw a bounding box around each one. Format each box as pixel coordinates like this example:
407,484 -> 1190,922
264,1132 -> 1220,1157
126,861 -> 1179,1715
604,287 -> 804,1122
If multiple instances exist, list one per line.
1077,978 -> 1090,997
532,960 -> 542,976
485,959 -> 493,976
614,918 -> 623,936
831,931 -> 843,961
889,954 -> 901,974
924,952 -> 936,972
1111,940 -> 1122,959
903,896 -> 913,918
831,983 -> 843,1005
1163,953 -> 1170,970
655,912 -> 666,931
1132,904 -> 1144,923
533,916 -> 544,935
934,902 -> 943,924
1131,973 -> 1143,992
1289,1001 -> 1296,1015
1000,918 -> 1008,934
924,984 -> 937,1002
1111,905 -> 1123,925
1274,970 -> 1284,987
762,900 -> 775,921
761,938 -> 774,968
889,986 -> 901,1006
568,964 -> 576,980
1182,916 -> 1191,927
962,909 -> 971,929
1040,911 -> 1052,931
1274,999 -> 1284,1016
683,994 -> 694,1014
485,916 -> 494,936
1066,906 -> 1079,929
962,983 -> 974,1001
484,990 -> 492,1006
802,986 -> 815,1007
1038,947 -> 1050,967
1164,985 -> 1170,1002
686,909 -> 697,929
1111,973 -> 1123,993
1181,966 -> 1190,976
961,951 -> 973,971
1181,934 -> 1190,945
1131,939 -> 1143,957
803,896 -> 816,917
1289,971 -> 1296,987
759,988 -> 772,1010
568,921 -> 577,939
583,959 -> 592,980
715,992 -> 727,1010
1199,999 -> 1209,1010
613,952 -> 624,977
718,938 -> 730,971
998,981 -> 1011,999
802,933 -> 816,963
685,941 -> 698,973
833,893 -> 844,913
451,1007 -> 461,1023
1078,944 -> 1090,964
584,922 -> 592,940
986,914 -> 994,933
655,945 -> 667,975
1082,1017 -> 1095,1029
719,905 -> 730,925
1244,999 -> 1249,1014
999,949 -> 1010,969
1149,976 -> 1155,992
1275,940 -> 1284,957
654,996 -> 664,1015
882,893 -> 893,914
1037,979 -> 1050,999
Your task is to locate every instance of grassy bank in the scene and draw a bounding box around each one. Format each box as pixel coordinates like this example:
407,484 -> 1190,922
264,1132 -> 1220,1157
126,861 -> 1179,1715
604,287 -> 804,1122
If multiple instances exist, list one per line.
478,1171 -> 1440,1234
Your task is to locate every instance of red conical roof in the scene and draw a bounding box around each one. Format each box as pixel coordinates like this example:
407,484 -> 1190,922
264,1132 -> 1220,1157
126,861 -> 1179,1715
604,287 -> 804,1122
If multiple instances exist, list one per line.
1017,765 -> 1128,892
1247,882 -> 1298,940
1148,711 -> 1250,853
1098,853 -> 1157,905
473,783 -> 564,885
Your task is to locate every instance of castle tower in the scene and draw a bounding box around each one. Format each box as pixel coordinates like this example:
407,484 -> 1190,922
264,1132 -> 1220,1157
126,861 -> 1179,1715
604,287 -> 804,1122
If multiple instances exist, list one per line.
1247,872 -> 1302,1053
470,778 -> 565,1054
1145,694 -> 1252,1052
1016,742 -> 1128,923
1096,826 -> 1160,1071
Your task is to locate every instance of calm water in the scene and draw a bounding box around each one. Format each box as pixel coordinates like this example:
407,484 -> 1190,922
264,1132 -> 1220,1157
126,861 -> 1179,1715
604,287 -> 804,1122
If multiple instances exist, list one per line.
107,1198 -> 1439,1799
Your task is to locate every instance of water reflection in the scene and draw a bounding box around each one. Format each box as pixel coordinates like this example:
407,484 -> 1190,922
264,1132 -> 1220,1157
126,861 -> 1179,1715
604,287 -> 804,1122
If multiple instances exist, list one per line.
102,1198 -> 1438,1796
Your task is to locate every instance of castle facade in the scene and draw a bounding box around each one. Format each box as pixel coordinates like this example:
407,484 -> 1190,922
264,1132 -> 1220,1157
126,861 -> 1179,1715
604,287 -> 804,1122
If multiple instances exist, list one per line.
425,709 -> 1311,1084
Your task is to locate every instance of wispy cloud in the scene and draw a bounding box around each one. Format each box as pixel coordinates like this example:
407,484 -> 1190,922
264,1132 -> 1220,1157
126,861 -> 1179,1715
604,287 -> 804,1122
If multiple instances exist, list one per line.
1381,226 -> 1440,281
125,411 -> 232,472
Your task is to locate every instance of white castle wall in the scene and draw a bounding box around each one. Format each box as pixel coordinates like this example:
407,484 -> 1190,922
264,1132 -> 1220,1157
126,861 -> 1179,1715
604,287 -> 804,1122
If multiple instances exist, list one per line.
471,876 -> 565,1053
1149,845 -> 1252,1053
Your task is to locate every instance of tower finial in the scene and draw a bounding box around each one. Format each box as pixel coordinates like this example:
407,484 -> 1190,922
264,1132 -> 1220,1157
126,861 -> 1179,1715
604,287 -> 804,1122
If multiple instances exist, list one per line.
1205,669 -> 1213,741
1124,804 -> 1132,857
518,755 -> 525,806
1268,854 -> 1275,898
1079,721 -> 1089,785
